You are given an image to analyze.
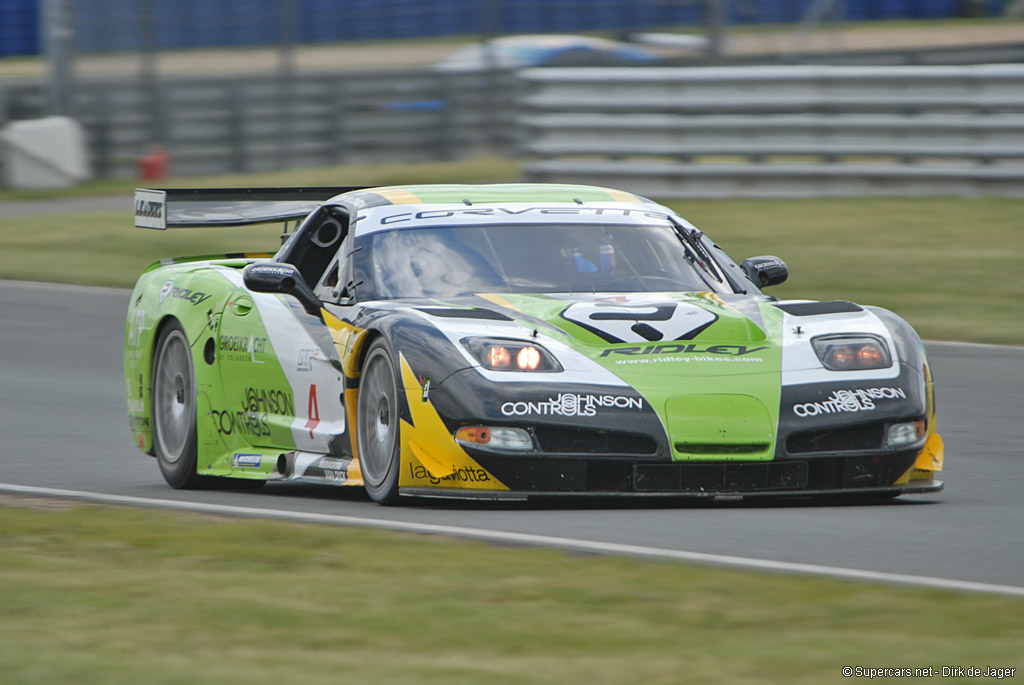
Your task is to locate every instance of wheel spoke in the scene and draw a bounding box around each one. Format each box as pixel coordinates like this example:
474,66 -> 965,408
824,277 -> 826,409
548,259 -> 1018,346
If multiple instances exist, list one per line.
359,349 -> 398,488
154,332 -> 194,465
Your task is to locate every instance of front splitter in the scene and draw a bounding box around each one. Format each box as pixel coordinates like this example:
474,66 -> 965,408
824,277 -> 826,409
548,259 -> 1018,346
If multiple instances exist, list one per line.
399,479 -> 944,502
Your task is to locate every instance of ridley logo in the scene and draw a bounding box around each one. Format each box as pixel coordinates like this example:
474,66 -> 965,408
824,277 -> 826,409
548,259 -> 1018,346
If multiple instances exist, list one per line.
159,281 -> 212,307
501,393 -> 643,417
600,343 -> 768,358
792,387 -> 907,418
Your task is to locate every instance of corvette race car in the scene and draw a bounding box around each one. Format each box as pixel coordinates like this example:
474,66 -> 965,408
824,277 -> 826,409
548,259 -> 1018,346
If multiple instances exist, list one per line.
125,183 -> 944,504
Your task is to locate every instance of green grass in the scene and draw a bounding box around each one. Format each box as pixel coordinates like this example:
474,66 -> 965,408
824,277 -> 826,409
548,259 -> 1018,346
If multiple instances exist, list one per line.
1,499 -> 1021,684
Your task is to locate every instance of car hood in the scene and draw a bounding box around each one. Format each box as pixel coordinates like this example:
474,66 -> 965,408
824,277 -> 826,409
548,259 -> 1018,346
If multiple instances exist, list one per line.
467,291 -> 783,375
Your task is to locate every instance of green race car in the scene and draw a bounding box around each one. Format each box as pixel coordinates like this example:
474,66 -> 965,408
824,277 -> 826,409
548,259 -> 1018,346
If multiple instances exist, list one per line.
125,183 -> 944,504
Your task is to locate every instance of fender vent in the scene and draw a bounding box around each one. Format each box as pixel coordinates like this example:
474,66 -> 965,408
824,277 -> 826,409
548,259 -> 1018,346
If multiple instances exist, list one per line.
416,307 -> 513,321
775,301 -> 863,316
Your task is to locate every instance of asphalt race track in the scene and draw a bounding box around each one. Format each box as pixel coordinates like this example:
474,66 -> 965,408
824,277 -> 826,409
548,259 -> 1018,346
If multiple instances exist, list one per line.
2,279 -> 1022,593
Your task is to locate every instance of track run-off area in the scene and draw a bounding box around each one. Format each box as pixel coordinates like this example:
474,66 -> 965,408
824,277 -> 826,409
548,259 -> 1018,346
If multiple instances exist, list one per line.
1,280 -> 1022,596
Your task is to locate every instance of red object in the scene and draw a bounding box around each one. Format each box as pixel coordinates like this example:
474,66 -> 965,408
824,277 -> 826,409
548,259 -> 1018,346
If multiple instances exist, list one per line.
139,148 -> 170,181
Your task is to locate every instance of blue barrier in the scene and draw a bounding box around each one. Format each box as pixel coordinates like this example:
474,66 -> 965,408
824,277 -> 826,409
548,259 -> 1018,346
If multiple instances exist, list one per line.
0,0 -> 1002,58
0,0 -> 40,57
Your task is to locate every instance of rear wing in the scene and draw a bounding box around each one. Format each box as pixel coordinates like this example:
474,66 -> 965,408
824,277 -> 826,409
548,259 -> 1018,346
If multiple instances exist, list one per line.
134,187 -> 367,229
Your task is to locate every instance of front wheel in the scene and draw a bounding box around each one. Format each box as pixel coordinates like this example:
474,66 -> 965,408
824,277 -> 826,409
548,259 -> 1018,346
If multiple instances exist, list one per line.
357,340 -> 402,505
152,321 -> 207,489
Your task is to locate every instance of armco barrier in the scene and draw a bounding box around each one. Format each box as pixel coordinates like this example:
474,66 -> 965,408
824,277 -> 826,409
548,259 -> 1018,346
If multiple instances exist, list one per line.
519,64 -> 1024,198
0,69 -> 520,180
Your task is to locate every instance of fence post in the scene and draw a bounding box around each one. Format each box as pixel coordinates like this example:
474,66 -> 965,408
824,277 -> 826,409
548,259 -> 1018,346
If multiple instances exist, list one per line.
438,73 -> 457,161
327,75 -> 347,166
42,0 -> 75,117
277,0 -> 298,170
706,0 -> 727,63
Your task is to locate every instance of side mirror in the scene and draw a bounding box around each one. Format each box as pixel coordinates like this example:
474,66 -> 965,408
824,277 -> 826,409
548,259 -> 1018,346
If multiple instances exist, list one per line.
740,256 -> 789,289
243,262 -> 322,318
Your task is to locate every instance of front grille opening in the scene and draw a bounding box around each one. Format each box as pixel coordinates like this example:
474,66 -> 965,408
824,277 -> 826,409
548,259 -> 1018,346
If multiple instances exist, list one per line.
787,423 -> 885,454
634,461 -> 809,492
675,443 -> 770,455
533,427 -> 658,456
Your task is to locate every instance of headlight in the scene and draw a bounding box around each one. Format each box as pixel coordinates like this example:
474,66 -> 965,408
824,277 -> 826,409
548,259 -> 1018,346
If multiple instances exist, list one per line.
886,420 -> 926,447
811,335 -> 891,371
455,426 -> 534,451
461,338 -> 562,372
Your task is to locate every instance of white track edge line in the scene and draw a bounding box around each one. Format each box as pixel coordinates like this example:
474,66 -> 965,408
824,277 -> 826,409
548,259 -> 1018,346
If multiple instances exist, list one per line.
3,483 -> 1023,598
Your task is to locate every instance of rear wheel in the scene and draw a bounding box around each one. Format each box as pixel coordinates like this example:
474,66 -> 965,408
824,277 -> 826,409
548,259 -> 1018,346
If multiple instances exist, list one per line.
152,322 -> 206,489
357,340 -> 402,505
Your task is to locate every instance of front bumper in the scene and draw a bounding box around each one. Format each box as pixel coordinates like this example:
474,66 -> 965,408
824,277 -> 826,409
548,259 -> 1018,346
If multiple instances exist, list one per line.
400,449 -> 942,501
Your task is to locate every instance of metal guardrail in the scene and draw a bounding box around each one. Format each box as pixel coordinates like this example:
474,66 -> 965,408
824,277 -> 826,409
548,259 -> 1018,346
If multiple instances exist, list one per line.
0,69 -> 520,180
519,64 -> 1024,198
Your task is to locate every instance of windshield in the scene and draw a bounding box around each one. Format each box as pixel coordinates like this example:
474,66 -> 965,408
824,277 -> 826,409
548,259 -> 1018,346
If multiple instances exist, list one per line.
356,223 -> 731,300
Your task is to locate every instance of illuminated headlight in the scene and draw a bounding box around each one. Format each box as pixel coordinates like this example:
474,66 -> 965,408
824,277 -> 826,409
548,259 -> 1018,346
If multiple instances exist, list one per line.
455,426 -> 534,451
461,338 -> 562,372
811,335 -> 891,371
887,420 -> 926,447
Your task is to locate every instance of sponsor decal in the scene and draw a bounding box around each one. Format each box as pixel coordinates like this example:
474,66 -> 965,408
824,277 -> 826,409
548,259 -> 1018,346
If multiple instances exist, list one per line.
613,355 -> 764,365
211,409 -> 271,438
129,415 -> 150,430
377,206 -> 671,226
212,387 -> 295,438
563,302 -> 718,344
127,398 -> 145,413
247,264 -> 295,279
127,309 -> 147,347
408,463 -> 491,486
135,198 -> 163,221
501,393 -> 643,417
305,385 -> 320,439
219,334 -> 268,363
600,343 -> 768,358
232,453 -> 263,468
792,387 -> 907,418
159,280 -> 211,307
317,456 -> 348,482
242,387 -> 294,416
296,347 -> 319,372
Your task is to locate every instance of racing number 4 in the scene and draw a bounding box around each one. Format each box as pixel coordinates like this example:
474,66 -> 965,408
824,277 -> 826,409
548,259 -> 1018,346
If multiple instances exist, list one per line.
305,384 -> 320,439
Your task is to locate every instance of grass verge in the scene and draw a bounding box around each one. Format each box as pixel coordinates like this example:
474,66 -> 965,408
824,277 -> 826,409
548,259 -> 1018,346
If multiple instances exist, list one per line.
1,498 -> 1022,685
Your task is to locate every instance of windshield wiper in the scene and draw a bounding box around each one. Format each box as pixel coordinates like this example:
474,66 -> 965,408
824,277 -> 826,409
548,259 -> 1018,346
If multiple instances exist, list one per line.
667,216 -> 729,291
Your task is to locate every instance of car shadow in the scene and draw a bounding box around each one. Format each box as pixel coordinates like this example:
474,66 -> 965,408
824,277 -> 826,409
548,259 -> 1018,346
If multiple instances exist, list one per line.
251,481 -> 941,511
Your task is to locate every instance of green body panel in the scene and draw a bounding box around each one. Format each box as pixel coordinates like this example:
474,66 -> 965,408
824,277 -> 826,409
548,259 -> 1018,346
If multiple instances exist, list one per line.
480,293 -> 786,461
199,295 -> 295,479
124,257 -> 299,478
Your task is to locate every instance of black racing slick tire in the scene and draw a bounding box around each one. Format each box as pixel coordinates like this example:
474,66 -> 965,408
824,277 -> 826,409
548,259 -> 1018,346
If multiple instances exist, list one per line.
357,339 -> 403,505
151,321 -> 207,489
